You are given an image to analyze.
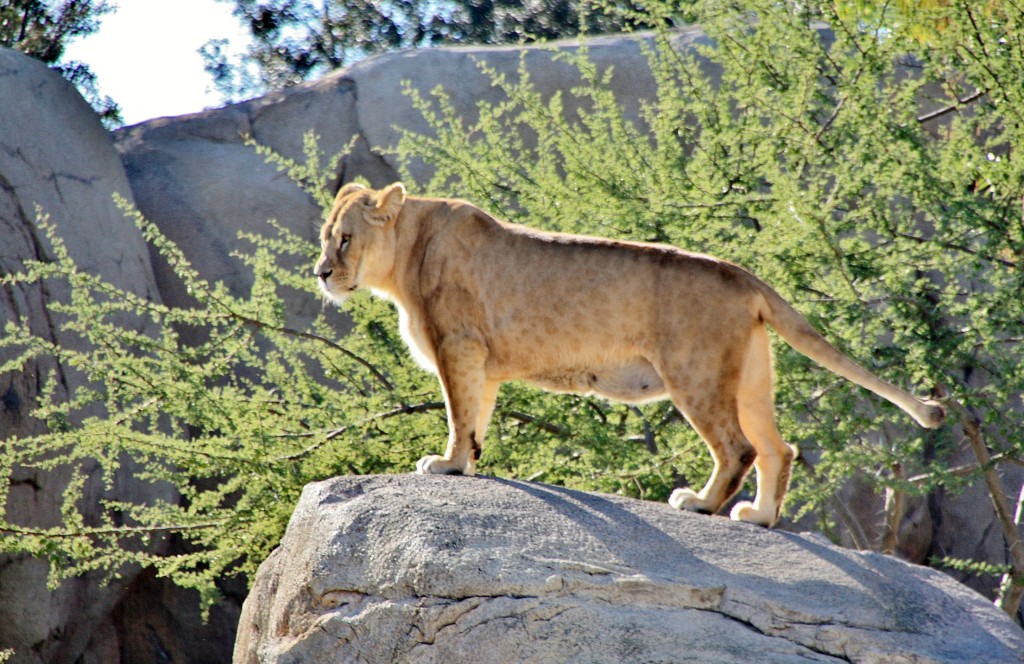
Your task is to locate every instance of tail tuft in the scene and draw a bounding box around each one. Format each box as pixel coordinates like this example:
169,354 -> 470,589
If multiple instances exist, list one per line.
917,400 -> 946,429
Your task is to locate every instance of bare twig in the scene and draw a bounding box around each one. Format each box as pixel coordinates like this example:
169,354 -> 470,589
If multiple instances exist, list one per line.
916,89 -> 987,125
275,401 -> 446,462
953,400 -> 1024,618
880,462 -> 905,556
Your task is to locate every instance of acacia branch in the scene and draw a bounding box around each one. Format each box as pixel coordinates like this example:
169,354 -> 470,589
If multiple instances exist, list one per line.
953,400 -> 1024,618
904,450 -> 1021,485
894,231 -> 1016,268
1,521 -> 226,539
504,410 -> 570,437
275,401 -> 446,462
916,89 -> 987,124
216,303 -> 394,392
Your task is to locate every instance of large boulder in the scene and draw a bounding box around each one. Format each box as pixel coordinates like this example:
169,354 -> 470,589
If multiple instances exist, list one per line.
0,47 -> 168,664
234,474 -> 1024,663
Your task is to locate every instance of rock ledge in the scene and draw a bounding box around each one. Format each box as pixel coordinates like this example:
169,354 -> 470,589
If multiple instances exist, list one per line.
234,474 -> 1024,663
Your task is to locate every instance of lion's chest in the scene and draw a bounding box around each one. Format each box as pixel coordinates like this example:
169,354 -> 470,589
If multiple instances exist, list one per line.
396,303 -> 438,373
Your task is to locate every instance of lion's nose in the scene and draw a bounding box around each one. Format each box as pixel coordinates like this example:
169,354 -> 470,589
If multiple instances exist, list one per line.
316,268 -> 333,280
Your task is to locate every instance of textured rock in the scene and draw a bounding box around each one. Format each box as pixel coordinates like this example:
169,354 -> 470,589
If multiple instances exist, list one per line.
0,46 -> 169,664
234,474 -> 1024,663
0,48 -> 240,664
0,45 -> 158,440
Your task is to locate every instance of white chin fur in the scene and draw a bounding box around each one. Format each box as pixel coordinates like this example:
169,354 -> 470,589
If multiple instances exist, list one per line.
318,281 -> 351,307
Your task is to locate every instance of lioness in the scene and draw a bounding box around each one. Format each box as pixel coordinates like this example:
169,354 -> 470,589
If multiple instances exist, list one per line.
315,182 -> 944,526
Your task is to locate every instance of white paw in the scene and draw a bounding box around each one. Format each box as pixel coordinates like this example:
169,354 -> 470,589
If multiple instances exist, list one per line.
415,455 -> 474,476
668,488 -> 713,514
729,500 -> 775,527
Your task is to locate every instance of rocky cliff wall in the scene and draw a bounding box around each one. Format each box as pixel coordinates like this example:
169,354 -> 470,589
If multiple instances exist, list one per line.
0,47 -> 180,664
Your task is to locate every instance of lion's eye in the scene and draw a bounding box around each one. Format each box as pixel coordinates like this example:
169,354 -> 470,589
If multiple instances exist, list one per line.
339,234 -> 352,253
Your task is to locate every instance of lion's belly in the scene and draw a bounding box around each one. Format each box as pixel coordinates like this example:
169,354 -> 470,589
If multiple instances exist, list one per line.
392,277 -> 668,406
525,359 -> 667,404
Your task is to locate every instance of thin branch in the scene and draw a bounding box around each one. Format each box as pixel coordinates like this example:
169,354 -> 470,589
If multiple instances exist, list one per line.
1,521 -> 226,539
215,302 -> 394,392
275,401 -> 446,462
504,410 -> 570,437
880,462 -> 905,555
815,96 -> 845,141
904,450 -> 1021,485
952,399 -> 1024,618
916,89 -> 987,125
1007,482 -> 1024,608
628,406 -> 659,455
895,231 -> 1016,269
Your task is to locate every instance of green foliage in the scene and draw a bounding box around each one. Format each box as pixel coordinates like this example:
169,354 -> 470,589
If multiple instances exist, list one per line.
3,0 -> 1024,615
0,135 -> 449,611
0,1 -> 108,62
936,555 -> 1012,579
394,0 -> 1024,534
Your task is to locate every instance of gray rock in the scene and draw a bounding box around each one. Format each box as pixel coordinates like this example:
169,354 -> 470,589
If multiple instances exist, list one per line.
234,474 -> 1024,663
0,46 -> 170,664
0,47 -> 241,664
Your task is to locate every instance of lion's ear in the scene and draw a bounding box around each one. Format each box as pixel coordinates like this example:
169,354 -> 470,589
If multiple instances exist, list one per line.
370,182 -> 406,225
336,182 -> 367,199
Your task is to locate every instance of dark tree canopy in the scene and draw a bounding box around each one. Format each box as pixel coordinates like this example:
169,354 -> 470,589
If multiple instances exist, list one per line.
0,0 -> 121,125
202,0 -> 648,100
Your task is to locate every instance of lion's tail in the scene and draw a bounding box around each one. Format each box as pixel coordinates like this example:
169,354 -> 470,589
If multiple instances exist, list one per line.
754,283 -> 945,429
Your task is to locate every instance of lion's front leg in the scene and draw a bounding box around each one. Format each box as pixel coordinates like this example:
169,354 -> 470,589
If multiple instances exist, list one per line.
416,337 -> 493,476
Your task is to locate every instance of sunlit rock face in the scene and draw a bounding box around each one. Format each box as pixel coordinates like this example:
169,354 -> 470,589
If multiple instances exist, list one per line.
0,46 -> 168,664
234,474 -> 1024,664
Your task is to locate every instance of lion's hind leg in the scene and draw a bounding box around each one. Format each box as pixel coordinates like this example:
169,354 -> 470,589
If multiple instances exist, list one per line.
667,378 -> 756,517
731,326 -> 797,526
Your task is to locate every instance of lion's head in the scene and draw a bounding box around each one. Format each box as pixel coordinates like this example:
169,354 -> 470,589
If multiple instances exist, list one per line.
314,182 -> 406,305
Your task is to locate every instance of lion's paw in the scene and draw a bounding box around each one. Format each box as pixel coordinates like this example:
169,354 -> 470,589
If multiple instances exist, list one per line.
729,501 -> 775,527
415,455 -> 474,476
668,488 -> 714,514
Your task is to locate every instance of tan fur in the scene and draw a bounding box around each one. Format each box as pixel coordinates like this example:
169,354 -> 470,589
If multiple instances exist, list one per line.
315,183 -> 945,526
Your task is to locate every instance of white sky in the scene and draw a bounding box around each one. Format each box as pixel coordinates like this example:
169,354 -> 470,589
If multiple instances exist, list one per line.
63,0 -> 252,126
